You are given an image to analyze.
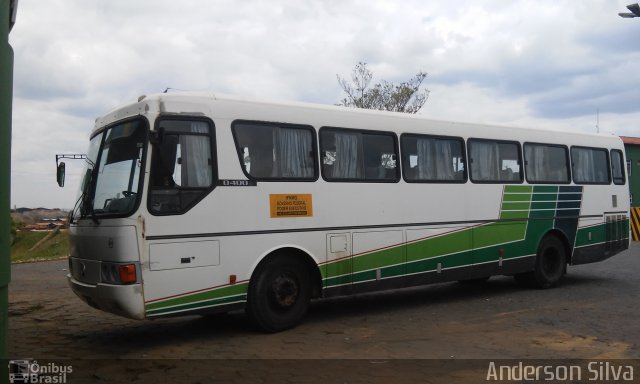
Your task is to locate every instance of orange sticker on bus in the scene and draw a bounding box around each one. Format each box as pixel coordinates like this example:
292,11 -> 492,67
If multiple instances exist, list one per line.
269,194 -> 313,218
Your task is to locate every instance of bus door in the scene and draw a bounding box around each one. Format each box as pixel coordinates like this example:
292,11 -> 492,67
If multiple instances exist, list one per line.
144,117 -> 219,308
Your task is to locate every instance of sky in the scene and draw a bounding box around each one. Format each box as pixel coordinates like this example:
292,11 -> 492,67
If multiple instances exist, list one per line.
8,0 -> 640,209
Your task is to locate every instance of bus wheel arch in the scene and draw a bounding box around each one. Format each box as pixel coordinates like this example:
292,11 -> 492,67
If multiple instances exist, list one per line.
515,231 -> 568,289
246,247 -> 321,332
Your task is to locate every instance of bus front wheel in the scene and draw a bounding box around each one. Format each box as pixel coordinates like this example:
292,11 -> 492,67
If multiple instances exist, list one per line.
246,257 -> 311,332
515,235 -> 566,289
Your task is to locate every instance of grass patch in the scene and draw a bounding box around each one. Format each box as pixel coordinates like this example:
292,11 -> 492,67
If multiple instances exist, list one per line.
11,230 -> 69,263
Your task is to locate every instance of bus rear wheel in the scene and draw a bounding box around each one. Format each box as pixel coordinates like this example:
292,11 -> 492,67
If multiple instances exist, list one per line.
515,235 -> 566,289
246,257 -> 311,332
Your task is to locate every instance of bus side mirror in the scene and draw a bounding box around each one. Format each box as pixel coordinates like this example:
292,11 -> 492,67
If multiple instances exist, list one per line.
57,162 -> 66,187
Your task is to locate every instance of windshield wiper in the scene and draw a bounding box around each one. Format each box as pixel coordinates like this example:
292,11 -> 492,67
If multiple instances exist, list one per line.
88,204 -> 100,225
68,196 -> 80,224
85,193 -> 101,226
78,168 -> 100,225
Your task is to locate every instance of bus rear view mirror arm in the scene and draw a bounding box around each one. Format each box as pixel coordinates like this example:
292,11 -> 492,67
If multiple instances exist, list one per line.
54,153 -> 87,188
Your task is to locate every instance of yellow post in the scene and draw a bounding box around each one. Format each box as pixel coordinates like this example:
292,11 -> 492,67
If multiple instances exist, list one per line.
631,207 -> 640,241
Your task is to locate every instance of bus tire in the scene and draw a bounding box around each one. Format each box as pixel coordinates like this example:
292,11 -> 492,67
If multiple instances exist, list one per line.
515,235 -> 566,289
246,257 -> 311,332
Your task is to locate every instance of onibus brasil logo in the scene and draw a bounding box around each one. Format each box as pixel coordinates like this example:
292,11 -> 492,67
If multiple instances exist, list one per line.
8,359 -> 73,384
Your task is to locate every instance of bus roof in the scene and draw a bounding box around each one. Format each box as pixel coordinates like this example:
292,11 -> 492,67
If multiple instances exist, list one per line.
93,91 -> 623,147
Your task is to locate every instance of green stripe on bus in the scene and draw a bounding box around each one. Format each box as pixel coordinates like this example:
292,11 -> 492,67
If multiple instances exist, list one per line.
406,228 -> 472,262
352,246 -> 404,274
501,202 -> 531,210
504,185 -> 533,193
575,224 -> 606,247
531,193 -> 560,202
147,293 -> 247,316
473,221 -> 528,248
531,201 -> 557,210
532,185 -> 559,193
502,193 -> 532,202
323,274 -> 351,287
146,283 -> 248,312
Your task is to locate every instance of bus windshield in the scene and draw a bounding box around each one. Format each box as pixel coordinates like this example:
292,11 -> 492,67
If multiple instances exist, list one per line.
76,119 -> 147,219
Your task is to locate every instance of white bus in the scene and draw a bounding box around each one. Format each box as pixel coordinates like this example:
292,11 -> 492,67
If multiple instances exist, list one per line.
60,92 -> 629,332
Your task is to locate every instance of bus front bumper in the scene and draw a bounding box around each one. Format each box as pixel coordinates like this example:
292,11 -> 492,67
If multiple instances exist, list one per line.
67,275 -> 146,320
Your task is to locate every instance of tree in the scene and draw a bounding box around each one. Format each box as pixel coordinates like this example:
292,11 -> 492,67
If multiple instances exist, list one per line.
336,62 -> 429,114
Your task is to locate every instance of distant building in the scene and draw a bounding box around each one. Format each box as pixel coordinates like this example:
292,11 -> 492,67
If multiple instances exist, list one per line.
23,222 -> 56,231
36,222 -> 56,230
621,136 -> 640,241
621,136 -> 640,207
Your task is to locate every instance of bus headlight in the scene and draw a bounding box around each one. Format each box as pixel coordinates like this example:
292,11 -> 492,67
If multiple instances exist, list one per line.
101,262 -> 138,285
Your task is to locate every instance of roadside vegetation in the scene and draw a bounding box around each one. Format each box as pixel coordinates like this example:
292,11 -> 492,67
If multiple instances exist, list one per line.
10,211 -> 70,263
10,228 -> 69,263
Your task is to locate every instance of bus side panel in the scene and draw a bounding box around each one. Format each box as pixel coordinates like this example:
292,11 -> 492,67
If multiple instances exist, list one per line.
404,224 -> 474,286
572,182 -> 630,265
143,232 -> 325,318
322,233 -> 352,296
350,230 -> 405,294
572,214 -> 630,265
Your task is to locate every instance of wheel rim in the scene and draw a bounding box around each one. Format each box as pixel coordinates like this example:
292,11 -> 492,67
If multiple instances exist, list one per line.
269,272 -> 299,310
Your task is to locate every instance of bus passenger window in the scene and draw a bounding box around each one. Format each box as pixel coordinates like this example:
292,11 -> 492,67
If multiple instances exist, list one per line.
468,139 -> 522,183
401,134 -> 466,183
523,143 -> 570,184
322,131 -> 362,179
320,127 -> 399,182
571,147 -> 610,184
611,150 -> 625,185
232,121 -> 317,181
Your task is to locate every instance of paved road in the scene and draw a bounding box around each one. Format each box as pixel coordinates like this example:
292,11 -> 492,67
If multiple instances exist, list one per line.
7,244 -> 640,382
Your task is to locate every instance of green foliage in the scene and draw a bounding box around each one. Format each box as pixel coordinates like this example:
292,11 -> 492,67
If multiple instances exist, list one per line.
10,216 -> 18,246
337,62 -> 429,114
10,230 -> 69,263
10,216 -> 18,236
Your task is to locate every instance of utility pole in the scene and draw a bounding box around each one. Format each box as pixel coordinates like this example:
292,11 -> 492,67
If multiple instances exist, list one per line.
1,0 -> 17,380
